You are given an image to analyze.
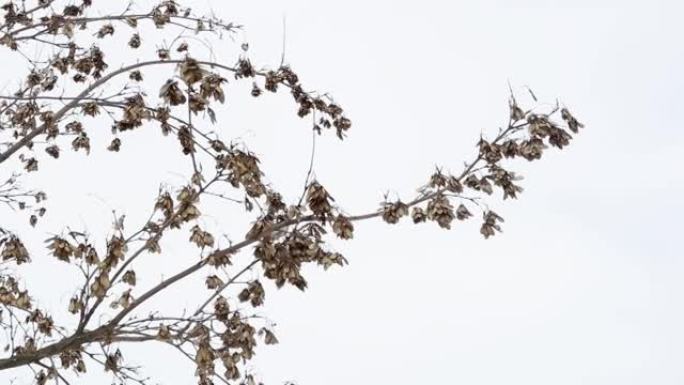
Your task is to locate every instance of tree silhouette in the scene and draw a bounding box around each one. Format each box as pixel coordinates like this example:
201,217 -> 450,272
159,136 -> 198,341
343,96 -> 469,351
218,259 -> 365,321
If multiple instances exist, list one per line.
0,1 -> 583,384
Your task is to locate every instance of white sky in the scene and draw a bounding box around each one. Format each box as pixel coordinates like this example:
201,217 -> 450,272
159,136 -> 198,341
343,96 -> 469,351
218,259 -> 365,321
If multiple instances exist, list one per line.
2,0 -> 684,384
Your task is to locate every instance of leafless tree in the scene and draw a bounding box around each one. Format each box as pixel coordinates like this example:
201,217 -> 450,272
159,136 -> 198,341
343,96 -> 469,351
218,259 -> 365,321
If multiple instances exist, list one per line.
0,1 -> 584,384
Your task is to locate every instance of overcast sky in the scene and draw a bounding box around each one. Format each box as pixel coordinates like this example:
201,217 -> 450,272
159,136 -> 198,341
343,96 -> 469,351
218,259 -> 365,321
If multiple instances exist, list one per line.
3,0 -> 684,384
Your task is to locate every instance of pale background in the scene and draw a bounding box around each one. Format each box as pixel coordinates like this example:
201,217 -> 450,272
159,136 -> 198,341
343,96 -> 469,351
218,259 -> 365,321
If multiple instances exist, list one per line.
2,0 -> 683,384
